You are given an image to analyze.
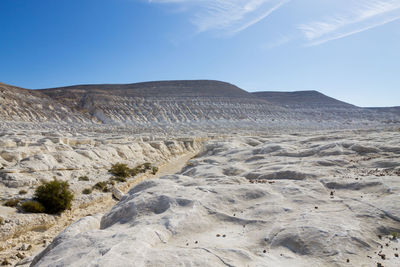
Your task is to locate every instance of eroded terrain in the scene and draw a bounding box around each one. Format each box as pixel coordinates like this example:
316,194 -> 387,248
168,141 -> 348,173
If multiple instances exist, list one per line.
0,129 -> 202,265
28,129 -> 400,267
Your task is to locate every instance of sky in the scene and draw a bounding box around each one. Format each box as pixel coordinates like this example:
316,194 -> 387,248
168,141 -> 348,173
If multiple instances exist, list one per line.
0,0 -> 399,107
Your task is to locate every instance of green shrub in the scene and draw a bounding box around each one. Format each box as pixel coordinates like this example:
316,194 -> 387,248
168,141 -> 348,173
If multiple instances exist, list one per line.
93,181 -> 108,192
108,163 -> 131,178
129,167 -> 139,177
112,176 -> 127,183
34,179 -> 74,214
21,201 -> 45,213
143,162 -> 152,170
3,199 -> 20,207
152,166 -> 159,175
78,176 -> 90,181
82,188 -> 92,194
391,232 -> 399,240
18,190 -> 27,195
137,165 -> 146,173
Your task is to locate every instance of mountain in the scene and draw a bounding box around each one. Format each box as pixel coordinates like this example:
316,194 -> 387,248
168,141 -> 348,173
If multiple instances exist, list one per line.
0,83 -> 93,123
251,90 -> 400,124
0,80 -> 399,128
38,80 -> 285,125
40,80 -> 253,98
252,90 -> 356,109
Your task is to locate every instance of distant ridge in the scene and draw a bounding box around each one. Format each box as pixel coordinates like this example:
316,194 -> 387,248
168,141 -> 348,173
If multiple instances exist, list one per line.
252,90 -> 357,109
39,80 -> 255,98
1,80 -> 399,127
0,82 -> 93,123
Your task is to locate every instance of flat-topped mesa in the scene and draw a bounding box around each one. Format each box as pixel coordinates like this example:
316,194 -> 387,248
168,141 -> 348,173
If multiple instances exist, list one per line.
252,90 -> 357,109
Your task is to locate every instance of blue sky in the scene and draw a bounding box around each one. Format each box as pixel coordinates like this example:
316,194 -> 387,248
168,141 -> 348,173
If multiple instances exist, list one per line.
0,0 -> 399,107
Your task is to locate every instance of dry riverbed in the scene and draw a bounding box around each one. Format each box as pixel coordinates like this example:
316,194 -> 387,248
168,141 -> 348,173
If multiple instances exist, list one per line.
0,131 -> 203,266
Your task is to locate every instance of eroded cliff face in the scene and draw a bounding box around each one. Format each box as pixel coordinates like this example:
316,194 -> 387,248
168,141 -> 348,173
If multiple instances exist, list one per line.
0,83 -> 94,123
39,80 -> 288,125
1,80 -> 399,128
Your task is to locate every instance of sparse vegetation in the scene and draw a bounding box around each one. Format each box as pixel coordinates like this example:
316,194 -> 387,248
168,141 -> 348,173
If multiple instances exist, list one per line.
129,167 -> 139,176
112,176 -> 127,183
107,162 -> 157,187
143,162 -> 152,170
109,162 -> 157,180
18,190 -> 27,195
93,181 -> 108,192
78,175 -> 90,181
34,178 -> 74,214
0,217 -> 4,225
21,200 -> 45,213
390,232 -> 399,240
82,188 -> 92,194
138,165 -> 146,173
3,199 -> 20,207
108,163 -> 131,178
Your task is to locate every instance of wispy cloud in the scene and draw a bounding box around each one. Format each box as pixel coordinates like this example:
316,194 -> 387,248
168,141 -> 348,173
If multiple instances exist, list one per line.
299,0 -> 400,46
146,0 -> 400,46
146,0 -> 289,35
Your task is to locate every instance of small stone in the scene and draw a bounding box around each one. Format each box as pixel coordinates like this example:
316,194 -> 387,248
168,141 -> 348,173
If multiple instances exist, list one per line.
263,250 -> 266,253
216,234 -> 220,237
394,253 -> 398,257
195,241 -> 198,244
346,259 -> 350,263
112,187 -> 124,201
222,234 -> 226,238
16,253 -> 24,259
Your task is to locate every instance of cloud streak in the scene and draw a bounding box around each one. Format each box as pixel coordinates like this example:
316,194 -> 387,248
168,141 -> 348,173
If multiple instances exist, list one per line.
299,0 -> 400,45
147,0 -> 289,35
146,0 -> 400,46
